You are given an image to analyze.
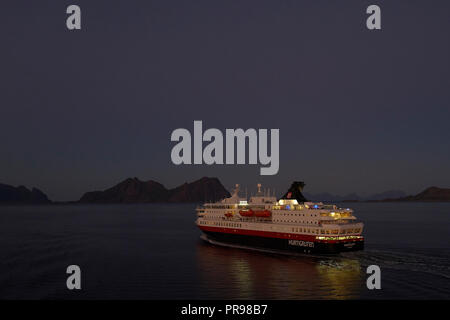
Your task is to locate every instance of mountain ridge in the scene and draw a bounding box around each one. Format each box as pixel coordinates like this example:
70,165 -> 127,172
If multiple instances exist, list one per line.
78,176 -> 230,203
2,180 -> 450,204
373,186 -> 450,202
0,183 -> 51,204
304,190 -> 407,202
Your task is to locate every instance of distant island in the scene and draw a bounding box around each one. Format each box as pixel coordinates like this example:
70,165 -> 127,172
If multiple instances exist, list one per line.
1,178 -> 450,204
0,183 -> 51,204
368,186 -> 450,202
304,190 -> 407,202
78,176 -> 230,204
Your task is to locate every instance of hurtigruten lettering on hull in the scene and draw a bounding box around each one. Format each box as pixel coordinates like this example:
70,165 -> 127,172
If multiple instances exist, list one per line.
196,181 -> 364,254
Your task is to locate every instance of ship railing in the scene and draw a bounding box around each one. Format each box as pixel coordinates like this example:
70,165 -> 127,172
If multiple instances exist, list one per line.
232,217 -> 273,223
203,204 -> 236,209
320,219 -> 363,225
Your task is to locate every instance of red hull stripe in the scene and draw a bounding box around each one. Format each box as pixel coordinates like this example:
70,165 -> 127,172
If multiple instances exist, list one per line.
198,225 -> 363,243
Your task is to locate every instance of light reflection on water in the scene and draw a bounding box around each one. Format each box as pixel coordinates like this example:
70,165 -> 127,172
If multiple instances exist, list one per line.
196,241 -> 363,299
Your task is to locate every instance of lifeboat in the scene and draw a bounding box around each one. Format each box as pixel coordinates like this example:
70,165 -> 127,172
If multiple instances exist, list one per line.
224,212 -> 233,218
239,209 -> 254,217
254,210 -> 271,217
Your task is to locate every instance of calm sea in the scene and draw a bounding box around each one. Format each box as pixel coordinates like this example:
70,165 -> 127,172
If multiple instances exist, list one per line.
0,202 -> 449,299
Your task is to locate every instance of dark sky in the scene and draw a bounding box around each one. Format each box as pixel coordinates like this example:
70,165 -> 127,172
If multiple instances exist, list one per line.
1,0 -> 449,201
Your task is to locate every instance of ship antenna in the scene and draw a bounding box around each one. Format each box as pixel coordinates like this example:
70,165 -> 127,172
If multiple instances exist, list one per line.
234,184 -> 240,197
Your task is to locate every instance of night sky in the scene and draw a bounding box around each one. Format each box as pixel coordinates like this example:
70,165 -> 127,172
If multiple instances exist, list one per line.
1,1 -> 449,201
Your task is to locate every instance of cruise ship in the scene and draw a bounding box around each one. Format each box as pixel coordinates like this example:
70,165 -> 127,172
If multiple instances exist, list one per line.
196,182 -> 364,254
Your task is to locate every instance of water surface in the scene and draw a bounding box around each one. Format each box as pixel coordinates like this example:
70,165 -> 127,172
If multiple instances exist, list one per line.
0,203 -> 449,299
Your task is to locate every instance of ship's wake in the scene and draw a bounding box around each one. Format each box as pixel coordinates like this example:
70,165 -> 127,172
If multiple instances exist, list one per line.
341,248 -> 450,281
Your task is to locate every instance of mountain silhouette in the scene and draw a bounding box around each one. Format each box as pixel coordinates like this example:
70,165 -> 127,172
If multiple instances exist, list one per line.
0,183 -> 51,204
379,187 -> 450,202
78,177 -> 230,203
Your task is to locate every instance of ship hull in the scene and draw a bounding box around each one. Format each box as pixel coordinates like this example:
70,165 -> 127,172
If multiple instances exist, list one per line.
200,230 -> 364,254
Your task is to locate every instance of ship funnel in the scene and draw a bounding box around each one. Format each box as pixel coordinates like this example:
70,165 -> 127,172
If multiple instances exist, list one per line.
280,181 -> 308,202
